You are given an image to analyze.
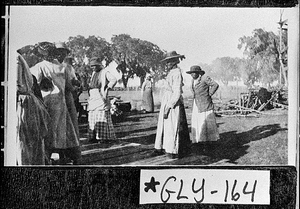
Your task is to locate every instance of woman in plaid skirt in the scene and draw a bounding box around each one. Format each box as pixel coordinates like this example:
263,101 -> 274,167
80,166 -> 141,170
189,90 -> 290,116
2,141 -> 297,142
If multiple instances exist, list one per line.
87,57 -> 117,143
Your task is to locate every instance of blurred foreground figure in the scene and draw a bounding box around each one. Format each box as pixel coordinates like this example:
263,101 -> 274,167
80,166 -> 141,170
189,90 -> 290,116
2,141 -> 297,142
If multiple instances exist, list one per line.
16,53 -> 49,165
30,42 -> 81,165
153,51 -> 191,159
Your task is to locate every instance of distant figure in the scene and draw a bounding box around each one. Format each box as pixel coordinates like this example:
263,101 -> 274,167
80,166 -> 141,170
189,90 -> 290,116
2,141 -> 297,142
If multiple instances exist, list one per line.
186,65 -> 219,147
141,73 -> 154,113
87,57 -> 117,143
153,51 -> 191,159
16,53 -> 49,165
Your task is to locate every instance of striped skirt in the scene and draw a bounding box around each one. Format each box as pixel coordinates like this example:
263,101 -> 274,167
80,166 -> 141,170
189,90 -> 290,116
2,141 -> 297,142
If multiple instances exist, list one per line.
88,109 -> 116,141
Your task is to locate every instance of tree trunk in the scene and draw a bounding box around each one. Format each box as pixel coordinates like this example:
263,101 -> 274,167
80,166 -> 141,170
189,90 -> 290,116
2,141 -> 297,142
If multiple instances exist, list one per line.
282,66 -> 288,86
122,75 -> 128,89
140,76 -> 145,88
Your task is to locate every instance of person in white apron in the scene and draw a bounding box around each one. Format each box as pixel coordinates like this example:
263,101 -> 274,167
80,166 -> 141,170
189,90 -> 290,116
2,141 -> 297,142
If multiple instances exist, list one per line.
87,57 -> 117,143
186,65 -> 220,152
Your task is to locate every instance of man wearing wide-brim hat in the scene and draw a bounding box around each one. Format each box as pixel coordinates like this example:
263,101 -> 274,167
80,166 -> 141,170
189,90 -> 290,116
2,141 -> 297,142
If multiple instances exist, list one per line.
160,50 -> 185,63
187,65 -> 220,149
153,51 -> 191,159
54,41 -> 70,64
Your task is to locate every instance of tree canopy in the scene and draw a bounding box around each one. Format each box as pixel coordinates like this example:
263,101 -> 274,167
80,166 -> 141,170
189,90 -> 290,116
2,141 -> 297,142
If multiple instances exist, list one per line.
208,28 -> 287,87
111,34 -> 165,87
237,28 -> 287,86
210,57 -> 241,85
17,24 -> 287,89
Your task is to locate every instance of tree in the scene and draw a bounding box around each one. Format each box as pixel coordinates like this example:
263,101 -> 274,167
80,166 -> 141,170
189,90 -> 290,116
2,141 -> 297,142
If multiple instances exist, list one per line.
238,58 -> 261,87
67,35 -> 113,68
210,57 -> 241,85
237,28 -> 284,86
111,34 -> 165,88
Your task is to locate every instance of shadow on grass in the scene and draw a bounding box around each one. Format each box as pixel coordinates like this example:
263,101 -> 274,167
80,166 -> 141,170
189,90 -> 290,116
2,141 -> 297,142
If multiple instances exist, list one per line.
113,112 -> 158,125
120,133 -> 156,145
191,123 -> 287,164
115,126 -> 157,139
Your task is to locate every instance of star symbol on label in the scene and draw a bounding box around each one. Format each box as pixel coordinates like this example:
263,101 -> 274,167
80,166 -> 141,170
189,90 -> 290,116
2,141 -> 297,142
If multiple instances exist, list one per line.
144,176 -> 160,193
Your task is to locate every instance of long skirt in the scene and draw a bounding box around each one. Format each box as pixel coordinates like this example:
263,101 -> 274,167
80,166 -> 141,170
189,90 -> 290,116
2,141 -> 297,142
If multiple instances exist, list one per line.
155,99 -> 190,156
142,89 -> 154,112
191,100 -> 219,143
88,109 -> 116,141
16,94 -> 49,165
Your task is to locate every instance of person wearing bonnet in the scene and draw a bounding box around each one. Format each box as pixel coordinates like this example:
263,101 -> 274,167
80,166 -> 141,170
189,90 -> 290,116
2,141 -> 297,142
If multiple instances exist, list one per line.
152,51 -> 191,159
30,41 -> 81,165
87,56 -> 117,143
186,65 -> 220,152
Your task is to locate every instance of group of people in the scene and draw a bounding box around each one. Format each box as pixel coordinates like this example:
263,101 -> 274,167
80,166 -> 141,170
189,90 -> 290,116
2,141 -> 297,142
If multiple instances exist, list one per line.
16,42 -> 82,165
16,41 -> 118,165
15,43 -> 219,165
152,51 -> 220,159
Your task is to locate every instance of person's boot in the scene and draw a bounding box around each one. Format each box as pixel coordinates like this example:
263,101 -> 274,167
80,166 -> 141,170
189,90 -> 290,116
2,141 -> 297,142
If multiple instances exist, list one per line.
88,129 -> 97,143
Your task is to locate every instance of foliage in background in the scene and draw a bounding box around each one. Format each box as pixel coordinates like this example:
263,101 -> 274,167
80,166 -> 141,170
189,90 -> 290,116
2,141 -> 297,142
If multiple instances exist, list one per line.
67,35 -> 113,67
111,34 -> 165,88
17,26 -> 287,89
237,28 -> 287,86
206,28 -> 287,88
210,57 -> 241,85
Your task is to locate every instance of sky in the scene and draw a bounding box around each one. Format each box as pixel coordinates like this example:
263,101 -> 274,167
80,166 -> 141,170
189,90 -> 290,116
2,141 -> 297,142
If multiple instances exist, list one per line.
9,6 -> 297,74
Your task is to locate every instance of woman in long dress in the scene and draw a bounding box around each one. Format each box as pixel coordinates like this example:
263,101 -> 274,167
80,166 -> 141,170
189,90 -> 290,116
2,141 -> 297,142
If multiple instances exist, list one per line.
16,53 -> 49,165
87,57 -> 117,143
153,51 -> 191,159
141,74 -> 154,113
30,42 -> 81,165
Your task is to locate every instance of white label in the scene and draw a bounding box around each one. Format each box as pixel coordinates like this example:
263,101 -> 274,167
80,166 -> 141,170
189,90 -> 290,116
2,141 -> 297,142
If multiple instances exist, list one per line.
140,169 -> 270,205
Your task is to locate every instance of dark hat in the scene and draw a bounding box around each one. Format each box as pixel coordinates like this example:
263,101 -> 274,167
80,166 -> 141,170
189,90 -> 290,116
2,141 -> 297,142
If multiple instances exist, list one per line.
89,57 -> 102,66
160,51 -> 185,62
37,41 -> 55,56
186,65 -> 205,75
54,41 -> 70,53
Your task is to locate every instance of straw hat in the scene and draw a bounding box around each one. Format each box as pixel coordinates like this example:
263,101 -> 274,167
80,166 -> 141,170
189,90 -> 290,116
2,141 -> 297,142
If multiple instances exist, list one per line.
89,57 -> 102,67
160,51 -> 185,62
54,41 -> 70,53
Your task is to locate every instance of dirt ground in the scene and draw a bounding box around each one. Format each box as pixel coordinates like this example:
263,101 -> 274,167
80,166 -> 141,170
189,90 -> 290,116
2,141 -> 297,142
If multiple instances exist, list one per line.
78,94 -> 288,166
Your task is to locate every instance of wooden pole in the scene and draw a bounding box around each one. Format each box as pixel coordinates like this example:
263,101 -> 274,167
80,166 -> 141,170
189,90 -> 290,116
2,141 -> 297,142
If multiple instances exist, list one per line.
279,16 -> 282,85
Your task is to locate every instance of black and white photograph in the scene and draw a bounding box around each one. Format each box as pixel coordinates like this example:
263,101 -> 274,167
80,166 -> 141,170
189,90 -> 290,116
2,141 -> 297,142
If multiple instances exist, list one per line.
3,5 -> 298,167
1,4 -> 299,208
